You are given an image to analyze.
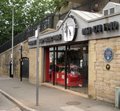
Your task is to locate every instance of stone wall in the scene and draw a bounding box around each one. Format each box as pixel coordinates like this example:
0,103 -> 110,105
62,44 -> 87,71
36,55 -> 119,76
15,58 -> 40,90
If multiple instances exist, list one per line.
89,37 -> 120,103
88,40 -> 97,99
0,39 -> 44,84
29,47 -> 44,84
0,40 -> 29,78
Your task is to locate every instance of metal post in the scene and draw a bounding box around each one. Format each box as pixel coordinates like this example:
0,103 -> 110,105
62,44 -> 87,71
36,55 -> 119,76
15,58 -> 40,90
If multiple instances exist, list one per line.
11,7 -> 14,78
35,26 -> 40,106
56,47 -> 58,74
65,45 -> 67,89
53,47 -> 55,85
68,46 -> 70,73
20,43 -> 23,81
56,46 -> 58,64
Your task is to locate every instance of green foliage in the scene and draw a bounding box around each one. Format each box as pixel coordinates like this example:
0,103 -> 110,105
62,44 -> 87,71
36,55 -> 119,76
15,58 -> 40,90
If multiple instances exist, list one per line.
0,0 -> 67,45
0,0 -> 27,44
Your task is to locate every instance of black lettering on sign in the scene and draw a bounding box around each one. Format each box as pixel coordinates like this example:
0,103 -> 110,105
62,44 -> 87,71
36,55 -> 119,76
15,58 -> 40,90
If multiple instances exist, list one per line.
82,21 -> 119,36
53,34 -> 62,41
111,21 -> 119,30
39,34 -> 62,44
104,21 -> 119,31
82,27 -> 92,35
93,25 -> 103,33
104,23 -> 109,31
39,39 -> 44,44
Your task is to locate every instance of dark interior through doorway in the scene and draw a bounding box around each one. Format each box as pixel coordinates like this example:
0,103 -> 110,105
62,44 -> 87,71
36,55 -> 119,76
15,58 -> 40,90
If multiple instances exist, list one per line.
21,57 -> 29,78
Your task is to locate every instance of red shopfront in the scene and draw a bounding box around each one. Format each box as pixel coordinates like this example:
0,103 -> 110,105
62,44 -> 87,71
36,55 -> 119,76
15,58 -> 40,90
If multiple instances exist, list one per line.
45,42 -> 88,93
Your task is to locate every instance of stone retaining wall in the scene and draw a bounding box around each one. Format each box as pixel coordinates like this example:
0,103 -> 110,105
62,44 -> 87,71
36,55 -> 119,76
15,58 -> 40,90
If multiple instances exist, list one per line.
0,40 -> 29,78
89,37 -> 120,103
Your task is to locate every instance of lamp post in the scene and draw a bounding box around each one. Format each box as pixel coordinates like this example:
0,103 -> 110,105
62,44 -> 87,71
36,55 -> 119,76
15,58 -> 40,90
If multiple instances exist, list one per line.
20,43 -> 23,81
35,26 -> 40,106
9,0 -> 14,78
11,6 -> 14,78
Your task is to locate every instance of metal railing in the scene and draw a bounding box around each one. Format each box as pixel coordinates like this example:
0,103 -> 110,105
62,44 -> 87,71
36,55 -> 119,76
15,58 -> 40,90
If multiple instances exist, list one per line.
0,14 -> 55,53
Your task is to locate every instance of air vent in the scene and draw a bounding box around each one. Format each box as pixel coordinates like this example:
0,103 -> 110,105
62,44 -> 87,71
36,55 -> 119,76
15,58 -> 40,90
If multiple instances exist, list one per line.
103,2 -> 120,16
104,10 -> 108,16
104,8 -> 115,16
110,8 -> 115,14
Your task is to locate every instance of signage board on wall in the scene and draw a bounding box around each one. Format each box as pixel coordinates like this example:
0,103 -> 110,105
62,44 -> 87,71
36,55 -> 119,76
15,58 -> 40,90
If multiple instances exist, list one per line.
104,48 -> 113,62
82,21 -> 119,35
28,9 -> 120,48
62,16 -> 77,42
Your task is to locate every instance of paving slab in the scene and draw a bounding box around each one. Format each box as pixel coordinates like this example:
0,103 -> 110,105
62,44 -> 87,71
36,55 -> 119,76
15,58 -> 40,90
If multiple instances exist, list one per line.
0,93 -> 21,111
0,76 -> 119,111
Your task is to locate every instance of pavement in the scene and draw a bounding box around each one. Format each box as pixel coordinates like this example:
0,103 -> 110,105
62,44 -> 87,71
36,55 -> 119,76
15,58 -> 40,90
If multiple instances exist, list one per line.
0,76 -> 119,111
0,93 -> 21,111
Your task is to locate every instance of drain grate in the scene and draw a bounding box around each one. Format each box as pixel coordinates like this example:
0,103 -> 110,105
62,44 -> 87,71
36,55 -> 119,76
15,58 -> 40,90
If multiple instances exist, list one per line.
66,101 -> 81,105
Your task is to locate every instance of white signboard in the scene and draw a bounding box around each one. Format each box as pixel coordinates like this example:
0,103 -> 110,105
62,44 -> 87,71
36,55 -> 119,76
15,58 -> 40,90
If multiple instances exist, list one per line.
63,17 -> 76,42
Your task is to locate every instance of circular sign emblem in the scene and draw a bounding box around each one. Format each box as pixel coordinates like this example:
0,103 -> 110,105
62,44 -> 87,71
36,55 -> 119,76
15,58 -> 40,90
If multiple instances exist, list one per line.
104,48 -> 113,62
63,16 -> 77,42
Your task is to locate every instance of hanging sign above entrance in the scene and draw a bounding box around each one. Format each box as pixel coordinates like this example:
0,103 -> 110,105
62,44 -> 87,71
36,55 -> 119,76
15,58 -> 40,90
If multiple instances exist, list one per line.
62,16 -> 78,42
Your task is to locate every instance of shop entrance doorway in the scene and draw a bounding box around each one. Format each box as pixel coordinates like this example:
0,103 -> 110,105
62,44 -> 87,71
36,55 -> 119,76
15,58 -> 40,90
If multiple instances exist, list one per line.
22,57 -> 29,78
46,42 -> 88,94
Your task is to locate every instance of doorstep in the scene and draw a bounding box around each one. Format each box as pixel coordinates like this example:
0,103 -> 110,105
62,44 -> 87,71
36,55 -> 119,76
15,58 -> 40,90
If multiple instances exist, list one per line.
41,83 -> 88,98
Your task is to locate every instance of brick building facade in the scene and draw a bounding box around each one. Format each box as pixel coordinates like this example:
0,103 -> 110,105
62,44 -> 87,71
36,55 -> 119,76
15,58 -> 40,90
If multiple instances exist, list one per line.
1,1 -> 120,105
